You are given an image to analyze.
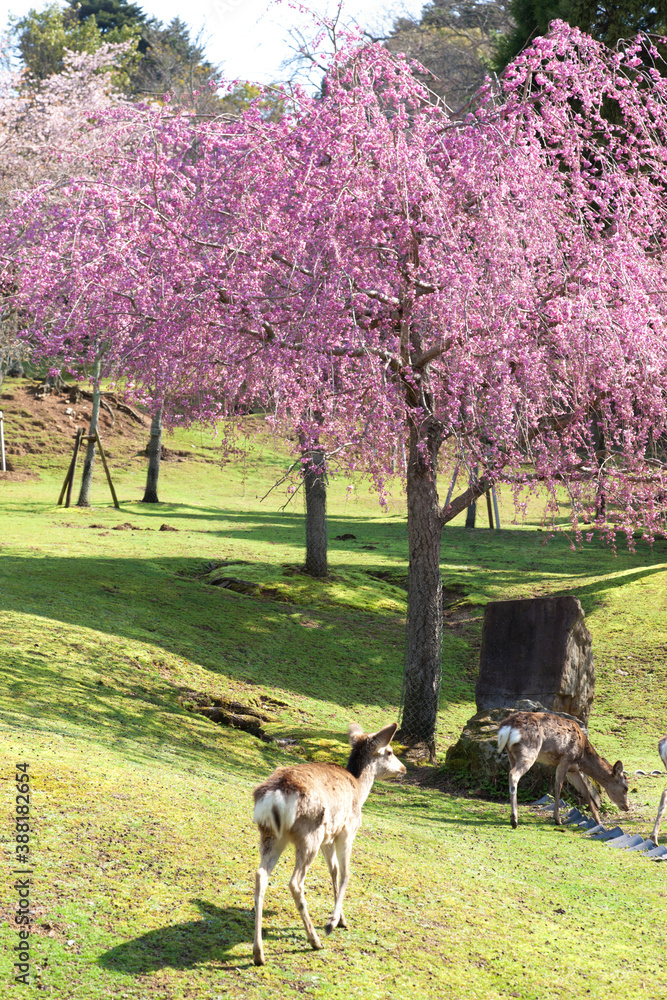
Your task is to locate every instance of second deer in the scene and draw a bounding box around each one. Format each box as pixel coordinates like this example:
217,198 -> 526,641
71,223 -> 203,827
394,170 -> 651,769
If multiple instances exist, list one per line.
252,721 -> 406,966
650,736 -> 667,845
497,710 -> 629,828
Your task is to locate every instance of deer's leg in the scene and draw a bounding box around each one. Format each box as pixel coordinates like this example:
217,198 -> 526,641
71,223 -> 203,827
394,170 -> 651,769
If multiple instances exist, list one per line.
553,758 -> 572,826
325,830 -> 356,935
253,829 -> 286,967
289,837 -> 323,951
568,767 -> 601,824
320,841 -> 347,929
508,748 -> 536,829
651,787 -> 667,846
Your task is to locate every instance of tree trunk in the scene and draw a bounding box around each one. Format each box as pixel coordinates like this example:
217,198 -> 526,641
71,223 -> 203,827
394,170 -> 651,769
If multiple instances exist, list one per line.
142,409 -> 163,503
77,371 -> 101,507
399,417 -> 444,758
303,446 -> 328,578
593,417 -> 606,519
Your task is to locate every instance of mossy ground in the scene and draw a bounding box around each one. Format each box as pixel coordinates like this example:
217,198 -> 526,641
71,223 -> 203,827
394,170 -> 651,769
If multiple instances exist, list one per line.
1,381 -> 666,998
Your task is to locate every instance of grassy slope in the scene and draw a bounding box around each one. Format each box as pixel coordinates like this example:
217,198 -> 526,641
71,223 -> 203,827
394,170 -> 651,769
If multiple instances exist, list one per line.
1,386 -> 666,998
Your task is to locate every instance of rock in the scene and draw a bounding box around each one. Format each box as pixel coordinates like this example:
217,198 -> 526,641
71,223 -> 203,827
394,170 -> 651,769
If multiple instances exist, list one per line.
475,595 -> 594,725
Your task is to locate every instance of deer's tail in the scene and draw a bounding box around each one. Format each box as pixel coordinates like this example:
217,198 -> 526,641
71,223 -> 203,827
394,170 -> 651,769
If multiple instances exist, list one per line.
497,724 -> 522,754
253,789 -> 298,838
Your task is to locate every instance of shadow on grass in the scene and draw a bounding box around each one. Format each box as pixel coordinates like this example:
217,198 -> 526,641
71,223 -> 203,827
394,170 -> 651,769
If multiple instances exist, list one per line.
1,518 -> 666,748
0,555 -> 408,708
0,651 -> 279,773
99,899 -> 309,973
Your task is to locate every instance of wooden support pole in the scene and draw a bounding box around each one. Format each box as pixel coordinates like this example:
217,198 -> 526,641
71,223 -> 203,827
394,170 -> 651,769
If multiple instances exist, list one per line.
465,464 -> 478,529
0,410 -> 6,472
94,431 -> 120,509
443,463 -> 459,514
491,486 -> 501,530
485,488 -> 494,529
59,428 -> 83,508
57,465 -> 70,506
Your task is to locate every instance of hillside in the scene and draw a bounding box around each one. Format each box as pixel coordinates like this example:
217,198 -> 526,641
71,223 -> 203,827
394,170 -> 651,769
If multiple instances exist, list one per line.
1,377 -> 666,999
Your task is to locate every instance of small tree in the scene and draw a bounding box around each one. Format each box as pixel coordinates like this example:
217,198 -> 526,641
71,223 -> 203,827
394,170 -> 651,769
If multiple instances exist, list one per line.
9,2 -> 141,88
386,0 -> 514,110
0,41 -> 132,503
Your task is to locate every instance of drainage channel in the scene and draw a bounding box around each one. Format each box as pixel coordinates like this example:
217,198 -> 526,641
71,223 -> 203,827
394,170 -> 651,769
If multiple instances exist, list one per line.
531,794 -> 667,861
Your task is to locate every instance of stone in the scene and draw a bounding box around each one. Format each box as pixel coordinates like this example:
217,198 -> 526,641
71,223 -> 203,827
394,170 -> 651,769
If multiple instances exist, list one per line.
576,818 -> 601,831
644,844 -> 667,858
475,596 -> 594,724
604,833 -> 644,849
589,826 -> 624,841
626,839 -> 657,852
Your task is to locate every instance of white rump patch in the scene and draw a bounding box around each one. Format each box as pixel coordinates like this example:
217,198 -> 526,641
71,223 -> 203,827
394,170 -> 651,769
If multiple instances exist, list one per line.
253,790 -> 299,837
659,737 -> 667,771
497,726 -> 522,753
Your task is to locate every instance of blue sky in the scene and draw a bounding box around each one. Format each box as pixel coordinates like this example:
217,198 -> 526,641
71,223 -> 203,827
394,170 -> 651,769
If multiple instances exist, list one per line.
3,1 -> 427,84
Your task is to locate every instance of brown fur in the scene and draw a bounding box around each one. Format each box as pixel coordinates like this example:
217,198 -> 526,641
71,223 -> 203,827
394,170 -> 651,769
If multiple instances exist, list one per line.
251,722 -> 405,966
253,763 -> 357,804
650,736 -> 667,845
498,711 -> 629,829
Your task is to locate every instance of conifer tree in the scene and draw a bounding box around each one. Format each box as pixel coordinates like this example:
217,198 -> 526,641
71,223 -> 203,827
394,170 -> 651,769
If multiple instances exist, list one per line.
496,0 -> 667,69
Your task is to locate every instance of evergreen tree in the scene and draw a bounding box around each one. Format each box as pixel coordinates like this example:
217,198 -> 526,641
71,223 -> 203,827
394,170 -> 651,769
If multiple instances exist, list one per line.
496,1 -> 667,69
9,1 -> 140,84
9,3 -> 227,111
71,0 -> 147,34
129,17 -> 220,106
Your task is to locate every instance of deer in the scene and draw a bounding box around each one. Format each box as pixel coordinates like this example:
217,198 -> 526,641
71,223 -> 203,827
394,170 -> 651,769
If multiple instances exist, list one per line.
650,736 -> 667,846
497,711 -> 629,829
251,721 -> 406,966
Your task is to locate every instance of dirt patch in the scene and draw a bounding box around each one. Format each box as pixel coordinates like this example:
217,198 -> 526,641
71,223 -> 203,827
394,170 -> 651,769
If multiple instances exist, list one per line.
0,469 -> 40,481
366,568 -> 407,588
160,446 -> 191,461
0,380 -> 149,466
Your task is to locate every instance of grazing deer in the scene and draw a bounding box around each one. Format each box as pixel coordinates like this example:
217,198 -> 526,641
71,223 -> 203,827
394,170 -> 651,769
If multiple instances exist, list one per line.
497,711 -> 629,829
650,736 -> 667,845
252,722 -> 405,966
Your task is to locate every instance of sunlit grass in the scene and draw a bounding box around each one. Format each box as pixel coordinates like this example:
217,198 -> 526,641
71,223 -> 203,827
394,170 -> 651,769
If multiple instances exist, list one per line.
1,387 -> 666,998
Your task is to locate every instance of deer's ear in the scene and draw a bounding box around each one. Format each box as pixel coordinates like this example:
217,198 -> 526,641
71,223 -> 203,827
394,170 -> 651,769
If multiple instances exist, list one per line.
371,723 -> 398,749
348,723 -> 364,746
612,760 -> 624,777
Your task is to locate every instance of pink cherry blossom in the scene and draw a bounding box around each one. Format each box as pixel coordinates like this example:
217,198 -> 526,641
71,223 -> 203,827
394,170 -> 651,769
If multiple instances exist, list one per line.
5,22 -> 667,745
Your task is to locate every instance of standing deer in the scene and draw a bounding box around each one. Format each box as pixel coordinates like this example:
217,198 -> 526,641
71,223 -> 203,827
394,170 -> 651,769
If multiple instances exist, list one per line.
650,736 -> 667,845
497,711 -> 629,829
252,722 -> 405,966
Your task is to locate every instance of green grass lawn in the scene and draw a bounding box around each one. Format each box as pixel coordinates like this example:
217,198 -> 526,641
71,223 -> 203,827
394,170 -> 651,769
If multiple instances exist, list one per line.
1,386 -> 667,998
